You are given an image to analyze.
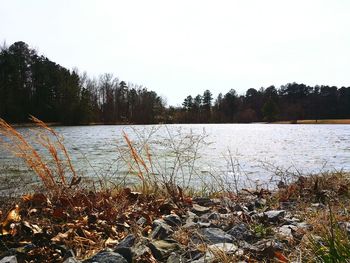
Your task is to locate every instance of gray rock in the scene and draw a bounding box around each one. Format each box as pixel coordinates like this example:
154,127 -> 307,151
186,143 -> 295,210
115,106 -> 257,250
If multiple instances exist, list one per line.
191,204 -> 210,215
277,225 -> 298,239
166,252 -> 183,263
191,244 -> 238,263
208,243 -> 238,253
148,239 -> 180,260
200,228 -> 234,244
232,203 -> 245,211
218,207 -> 229,214
190,255 -> 214,263
256,210 -> 285,223
115,234 -> 136,248
84,251 -> 127,263
254,198 -> 267,208
311,203 -> 326,209
151,219 -> 173,239
208,212 -> 220,220
248,239 -> 284,258
136,217 -> 147,226
193,197 -> 215,206
131,241 -> 153,260
113,247 -> 132,263
197,222 -> 211,228
338,222 -> 350,236
164,214 -> 182,227
63,249 -> 76,261
187,211 -> 198,219
227,223 -> 255,242
63,258 -> 80,263
295,222 -> 312,230
0,256 -> 17,263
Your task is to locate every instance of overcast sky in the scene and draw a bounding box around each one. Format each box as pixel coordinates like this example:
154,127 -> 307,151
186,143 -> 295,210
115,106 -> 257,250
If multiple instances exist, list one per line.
1,0 -> 350,106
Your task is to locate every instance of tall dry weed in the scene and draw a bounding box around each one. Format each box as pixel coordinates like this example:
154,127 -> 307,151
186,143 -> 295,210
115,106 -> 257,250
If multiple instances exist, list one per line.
0,117 -> 79,193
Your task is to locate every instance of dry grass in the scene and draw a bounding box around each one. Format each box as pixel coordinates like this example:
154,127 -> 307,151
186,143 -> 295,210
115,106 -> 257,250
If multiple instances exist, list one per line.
0,117 -> 79,193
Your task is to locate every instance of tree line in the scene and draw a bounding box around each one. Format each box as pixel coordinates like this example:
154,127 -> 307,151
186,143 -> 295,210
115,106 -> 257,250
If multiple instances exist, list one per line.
172,83 -> 350,123
0,41 -> 165,124
1,41 -> 350,124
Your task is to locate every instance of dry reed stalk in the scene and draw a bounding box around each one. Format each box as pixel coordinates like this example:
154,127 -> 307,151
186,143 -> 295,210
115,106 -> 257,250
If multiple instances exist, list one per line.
30,116 -> 78,184
0,117 -> 79,192
0,118 -> 55,189
123,131 -> 150,192
37,134 -> 66,185
123,131 -> 149,173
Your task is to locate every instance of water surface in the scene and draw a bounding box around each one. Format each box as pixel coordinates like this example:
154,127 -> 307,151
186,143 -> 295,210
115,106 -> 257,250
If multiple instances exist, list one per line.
1,124 -> 349,188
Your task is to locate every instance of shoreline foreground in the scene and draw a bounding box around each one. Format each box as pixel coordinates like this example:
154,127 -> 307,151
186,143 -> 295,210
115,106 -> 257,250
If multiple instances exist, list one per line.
1,172 -> 350,262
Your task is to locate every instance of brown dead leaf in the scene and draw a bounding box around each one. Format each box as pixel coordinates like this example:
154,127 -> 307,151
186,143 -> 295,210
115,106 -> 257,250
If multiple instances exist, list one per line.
1,205 -> 21,232
274,251 -> 288,262
105,237 -> 119,247
51,229 -> 74,242
52,207 -> 68,219
22,193 -> 49,206
22,221 -> 42,234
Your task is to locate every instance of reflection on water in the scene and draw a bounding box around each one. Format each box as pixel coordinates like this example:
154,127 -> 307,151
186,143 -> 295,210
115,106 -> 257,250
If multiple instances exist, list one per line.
0,124 -> 349,186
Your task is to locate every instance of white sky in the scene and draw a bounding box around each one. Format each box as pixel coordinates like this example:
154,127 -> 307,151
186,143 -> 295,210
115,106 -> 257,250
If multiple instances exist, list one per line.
1,0 -> 350,106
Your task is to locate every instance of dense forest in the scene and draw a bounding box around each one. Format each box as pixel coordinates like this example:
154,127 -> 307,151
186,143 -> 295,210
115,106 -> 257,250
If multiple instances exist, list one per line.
1,41 -> 350,124
0,41 -> 165,124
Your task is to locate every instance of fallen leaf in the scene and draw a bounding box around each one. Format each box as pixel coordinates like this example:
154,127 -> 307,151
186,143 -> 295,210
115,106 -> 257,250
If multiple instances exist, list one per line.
105,237 -> 119,247
2,205 -> 21,232
274,251 -> 288,263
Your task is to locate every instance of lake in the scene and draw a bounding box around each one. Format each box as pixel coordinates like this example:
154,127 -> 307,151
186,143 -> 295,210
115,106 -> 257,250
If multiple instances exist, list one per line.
0,124 -> 349,190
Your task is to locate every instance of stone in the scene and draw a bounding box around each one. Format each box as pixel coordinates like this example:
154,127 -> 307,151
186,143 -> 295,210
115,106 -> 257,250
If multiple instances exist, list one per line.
254,198 -> 267,208
246,202 -> 256,211
190,253 -> 214,263
277,225 -> 298,239
83,251 -> 127,263
311,203 -> 326,209
208,243 -> 238,253
191,204 -> 210,215
208,212 -> 220,220
166,252 -> 183,263
227,223 -> 255,242
115,234 -> 136,248
193,197 -> 214,206
256,210 -> 285,223
151,220 -> 173,239
248,239 -> 284,258
148,239 -> 180,260
0,256 -> 17,263
132,241 -> 153,260
296,222 -> 313,230
63,249 -> 76,260
338,222 -> 350,236
197,222 -> 211,228
113,247 -> 132,263
232,203 -> 245,212
164,214 -> 182,227
63,258 -> 80,263
200,228 -> 233,244
136,217 -> 147,227
185,249 -> 204,261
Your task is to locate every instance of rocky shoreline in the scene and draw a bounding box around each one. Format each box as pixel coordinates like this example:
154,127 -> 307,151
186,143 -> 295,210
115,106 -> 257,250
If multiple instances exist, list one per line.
0,188 -> 322,263
1,171 -> 350,262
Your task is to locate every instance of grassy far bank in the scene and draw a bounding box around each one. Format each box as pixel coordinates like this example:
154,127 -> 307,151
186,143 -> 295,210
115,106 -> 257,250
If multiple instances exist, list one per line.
1,118 -> 350,262
273,119 -> 350,124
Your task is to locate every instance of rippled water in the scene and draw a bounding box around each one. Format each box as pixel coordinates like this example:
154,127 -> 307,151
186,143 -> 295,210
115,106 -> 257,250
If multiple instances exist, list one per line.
1,124 -> 349,187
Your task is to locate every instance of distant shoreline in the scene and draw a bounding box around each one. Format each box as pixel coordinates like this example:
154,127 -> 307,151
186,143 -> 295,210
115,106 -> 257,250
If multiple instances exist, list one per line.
272,119 -> 350,124
7,118 -> 350,127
